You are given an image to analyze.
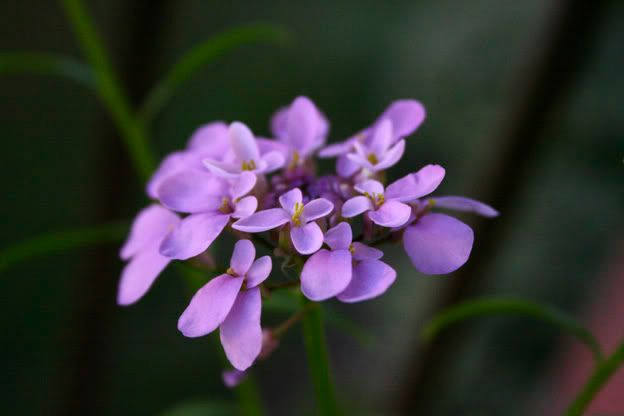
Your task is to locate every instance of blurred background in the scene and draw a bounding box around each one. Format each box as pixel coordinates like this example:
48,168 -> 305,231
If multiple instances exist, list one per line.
1,0 -> 622,415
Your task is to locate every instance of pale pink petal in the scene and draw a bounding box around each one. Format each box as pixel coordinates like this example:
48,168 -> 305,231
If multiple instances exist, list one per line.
232,208 -> 290,233
341,196 -> 373,218
146,151 -> 189,199
368,200 -> 412,228
230,239 -> 256,276
156,170 -> 224,213
351,242 -> 383,261
229,121 -> 260,163
203,158 -> 241,179
337,259 -> 396,303
178,274 -> 244,337
301,249 -> 352,301
159,213 -> 229,260
223,369 -> 248,388
117,247 -> 170,305
367,118 -> 393,155
286,96 -> 317,154
186,121 -> 229,154
324,222 -> 352,251
354,179 -> 385,196
403,213 -> 474,275
336,155 -> 360,177
374,139 -> 405,171
378,99 -> 426,138
231,196 -> 257,219
345,152 -> 374,171
318,139 -> 354,158
270,106 -> 288,138
385,164 -> 445,202
259,150 -> 285,173
290,222 -> 324,255
278,188 -> 303,213
220,287 -> 262,371
230,171 -> 257,200
303,198 -> 334,221
245,256 -> 272,288
120,205 -> 179,260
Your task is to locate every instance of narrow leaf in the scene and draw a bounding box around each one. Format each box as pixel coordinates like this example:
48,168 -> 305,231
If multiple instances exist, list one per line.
138,24 -> 290,124
423,297 -> 603,362
0,52 -> 95,88
0,222 -> 128,274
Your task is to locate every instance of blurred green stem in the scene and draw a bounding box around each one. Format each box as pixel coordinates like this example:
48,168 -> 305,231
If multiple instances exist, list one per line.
564,339 -> 624,416
59,0 -> 155,181
301,298 -> 339,416
235,375 -> 264,416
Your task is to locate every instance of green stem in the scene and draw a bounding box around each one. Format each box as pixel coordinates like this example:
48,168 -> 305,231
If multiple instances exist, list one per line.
59,0 -> 155,180
235,375 -> 264,416
564,340 -> 624,416
301,298 -> 339,415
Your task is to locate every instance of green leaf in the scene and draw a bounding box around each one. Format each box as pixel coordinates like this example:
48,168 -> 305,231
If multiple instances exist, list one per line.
60,0 -> 156,180
423,297 -> 603,362
0,52 -> 95,88
160,400 -> 236,416
138,24 -> 291,124
0,222 -> 128,274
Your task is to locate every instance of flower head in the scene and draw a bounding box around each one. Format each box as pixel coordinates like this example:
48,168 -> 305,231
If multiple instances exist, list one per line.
178,240 -> 272,370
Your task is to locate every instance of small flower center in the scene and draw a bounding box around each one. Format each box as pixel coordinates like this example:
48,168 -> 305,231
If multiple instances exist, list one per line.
241,159 -> 257,171
363,191 -> 385,207
367,153 -> 379,165
348,243 -> 355,255
291,201 -> 305,226
288,151 -> 301,169
219,197 -> 233,214
226,267 -> 237,276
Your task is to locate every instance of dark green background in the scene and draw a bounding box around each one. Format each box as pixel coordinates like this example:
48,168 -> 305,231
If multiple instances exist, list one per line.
1,1 -> 622,415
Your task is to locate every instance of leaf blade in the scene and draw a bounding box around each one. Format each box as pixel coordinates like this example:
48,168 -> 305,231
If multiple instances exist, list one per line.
0,52 -> 95,87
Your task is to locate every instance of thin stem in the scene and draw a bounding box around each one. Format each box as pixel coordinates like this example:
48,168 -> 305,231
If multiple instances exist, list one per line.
564,340 -> 624,416
59,0 -> 155,181
264,279 -> 299,291
272,302 -> 316,338
301,298 -> 339,415
235,375 -> 264,416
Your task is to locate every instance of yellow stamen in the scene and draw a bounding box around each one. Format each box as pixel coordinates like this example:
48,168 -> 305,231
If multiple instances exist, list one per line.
367,153 -> 379,165
348,243 -> 355,255
241,159 -> 257,171
291,201 -> 305,226
289,151 -> 300,168
219,197 -> 230,213
226,267 -> 236,276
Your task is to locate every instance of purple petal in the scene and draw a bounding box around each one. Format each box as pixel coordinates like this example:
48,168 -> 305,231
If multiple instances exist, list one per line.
374,139 -> 405,171
336,155 -> 360,177
385,164 -> 445,202
430,196 -> 499,217
159,213 -> 229,260
368,200 -> 411,228
286,96 -> 318,154
117,247 -> 170,305
354,179 -> 385,196
223,369 -> 248,388
230,171 -> 257,200
259,151 -> 285,173
220,288 -> 262,371
245,256 -> 272,288
156,170 -> 225,213
303,198 -> 334,222
378,99 -> 426,138
146,151 -> 189,199
270,106 -> 288,138
120,205 -> 179,260
186,122 -> 229,153
403,213 -> 474,275
230,239 -> 256,276
351,242 -> 383,261
324,222 -> 352,251
341,196 -> 373,218
300,249 -> 352,301
290,222 -> 324,255
229,121 -> 260,163
367,118 -> 393,155
279,188 -> 303,213
232,208 -> 290,233
318,139 -> 355,158
337,259 -> 396,303
345,152 -> 374,171
232,196 -> 258,219
178,274 -> 244,337
257,138 -> 290,161
203,158 -> 241,179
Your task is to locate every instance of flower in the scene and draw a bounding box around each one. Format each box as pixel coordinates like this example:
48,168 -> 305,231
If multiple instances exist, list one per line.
342,164 -> 445,227
403,196 -> 498,275
203,121 -> 285,178
270,96 -> 329,164
344,119 -> 405,173
146,122 -> 230,199
117,205 -> 180,305
319,99 -> 425,177
178,240 -> 272,370
301,222 -> 396,302
156,170 -> 258,260
232,188 -> 334,255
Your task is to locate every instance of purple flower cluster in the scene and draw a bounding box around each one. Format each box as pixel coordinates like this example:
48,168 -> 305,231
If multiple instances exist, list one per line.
118,96 -> 498,373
